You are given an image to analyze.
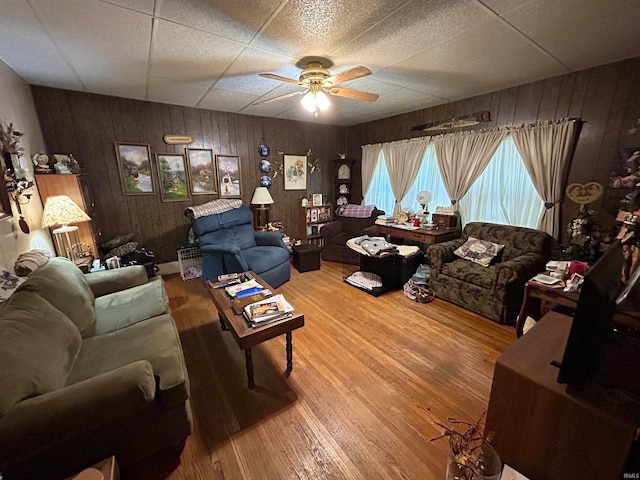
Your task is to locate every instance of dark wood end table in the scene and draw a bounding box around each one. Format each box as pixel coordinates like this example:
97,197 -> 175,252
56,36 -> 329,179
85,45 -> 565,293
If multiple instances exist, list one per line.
205,271 -> 304,388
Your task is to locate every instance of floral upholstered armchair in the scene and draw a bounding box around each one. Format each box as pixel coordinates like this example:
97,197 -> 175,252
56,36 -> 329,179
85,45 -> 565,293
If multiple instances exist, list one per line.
426,222 -> 552,324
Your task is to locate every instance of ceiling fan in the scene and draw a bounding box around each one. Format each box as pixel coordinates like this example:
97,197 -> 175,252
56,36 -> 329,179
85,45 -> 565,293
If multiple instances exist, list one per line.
254,58 -> 379,115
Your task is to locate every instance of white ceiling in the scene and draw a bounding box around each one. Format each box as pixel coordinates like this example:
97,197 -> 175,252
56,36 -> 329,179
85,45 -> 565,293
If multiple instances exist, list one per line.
1,0 -> 639,127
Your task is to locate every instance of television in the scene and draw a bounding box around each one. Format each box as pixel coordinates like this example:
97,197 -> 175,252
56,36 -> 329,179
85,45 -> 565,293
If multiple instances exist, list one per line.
556,241 -> 625,385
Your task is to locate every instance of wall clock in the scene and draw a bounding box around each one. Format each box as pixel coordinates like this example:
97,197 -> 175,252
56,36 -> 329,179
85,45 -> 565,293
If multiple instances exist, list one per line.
337,163 -> 351,180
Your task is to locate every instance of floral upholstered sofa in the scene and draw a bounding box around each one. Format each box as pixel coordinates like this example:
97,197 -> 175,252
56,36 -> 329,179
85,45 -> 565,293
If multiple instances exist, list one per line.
426,222 -> 552,324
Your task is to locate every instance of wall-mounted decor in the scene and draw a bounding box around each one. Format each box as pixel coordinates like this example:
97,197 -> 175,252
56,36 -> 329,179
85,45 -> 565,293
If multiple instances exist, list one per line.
216,154 -> 242,198
163,134 -> 193,145
114,143 -> 155,195
284,154 -> 307,190
186,148 -> 216,195
156,153 -> 190,202
410,111 -> 491,132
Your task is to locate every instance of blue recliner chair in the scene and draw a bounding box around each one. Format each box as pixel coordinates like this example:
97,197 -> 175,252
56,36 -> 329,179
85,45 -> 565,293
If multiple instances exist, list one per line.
192,204 -> 291,288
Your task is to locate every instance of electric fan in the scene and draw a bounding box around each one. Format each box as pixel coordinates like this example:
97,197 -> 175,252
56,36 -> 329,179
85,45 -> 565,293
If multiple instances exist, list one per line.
416,190 -> 432,223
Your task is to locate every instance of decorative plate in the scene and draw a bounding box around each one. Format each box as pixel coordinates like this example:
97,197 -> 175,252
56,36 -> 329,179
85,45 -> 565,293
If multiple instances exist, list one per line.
397,211 -> 409,224
258,141 -> 270,157
259,159 -> 271,173
260,175 -> 272,188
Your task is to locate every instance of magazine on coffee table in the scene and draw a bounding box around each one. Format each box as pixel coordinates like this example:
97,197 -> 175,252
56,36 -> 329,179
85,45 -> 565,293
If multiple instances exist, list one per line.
243,294 -> 294,325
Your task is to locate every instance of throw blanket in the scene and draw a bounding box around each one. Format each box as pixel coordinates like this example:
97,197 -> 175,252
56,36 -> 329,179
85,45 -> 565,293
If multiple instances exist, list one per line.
336,204 -> 376,218
185,199 -> 242,220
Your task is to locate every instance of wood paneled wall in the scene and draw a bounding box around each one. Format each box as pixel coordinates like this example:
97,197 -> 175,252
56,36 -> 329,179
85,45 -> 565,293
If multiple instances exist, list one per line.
31,87 -> 346,262
347,57 -> 640,240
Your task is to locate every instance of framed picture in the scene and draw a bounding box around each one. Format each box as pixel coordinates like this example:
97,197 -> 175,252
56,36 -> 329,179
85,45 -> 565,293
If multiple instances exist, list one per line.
284,154 -> 307,190
186,148 -> 216,195
155,153 -> 191,202
114,143 -> 154,194
312,193 -> 323,206
216,154 -> 242,198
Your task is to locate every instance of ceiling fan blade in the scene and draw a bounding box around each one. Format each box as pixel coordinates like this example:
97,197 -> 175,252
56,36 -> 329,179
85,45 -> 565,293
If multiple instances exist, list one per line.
259,73 -> 301,86
327,66 -> 372,86
328,87 -> 378,102
253,90 -> 304,106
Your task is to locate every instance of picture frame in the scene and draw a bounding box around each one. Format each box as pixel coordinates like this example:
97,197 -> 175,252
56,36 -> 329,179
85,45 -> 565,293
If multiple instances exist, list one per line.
186,148 -> 216,195
216,154 -> 242,198
115,143 -> 155,194
312,193 -> 323,206
155,153 -> 191,202
284,154 -> 307,190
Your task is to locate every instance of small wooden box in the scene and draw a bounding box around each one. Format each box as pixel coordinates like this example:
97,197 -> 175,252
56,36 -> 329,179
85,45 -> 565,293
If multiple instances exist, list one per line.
431,213 -> 458,228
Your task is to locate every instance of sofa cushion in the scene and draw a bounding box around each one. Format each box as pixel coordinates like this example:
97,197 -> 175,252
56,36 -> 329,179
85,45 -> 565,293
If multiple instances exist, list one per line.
442,259 -> 497,289
454,236 -> 505,267
18,258 -> 96,337
0,291 -> 81,417
67,314 -> 188,406
94,276 -> 169,335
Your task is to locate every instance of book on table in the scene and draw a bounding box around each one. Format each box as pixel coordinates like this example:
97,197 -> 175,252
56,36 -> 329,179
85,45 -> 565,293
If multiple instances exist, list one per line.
224,279 -> 263,297
243,294 -> 294,326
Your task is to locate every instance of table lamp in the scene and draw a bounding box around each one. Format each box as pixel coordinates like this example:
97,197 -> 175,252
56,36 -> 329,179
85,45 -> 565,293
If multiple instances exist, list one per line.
251,187 -> 274,231
41,195 -> 91,261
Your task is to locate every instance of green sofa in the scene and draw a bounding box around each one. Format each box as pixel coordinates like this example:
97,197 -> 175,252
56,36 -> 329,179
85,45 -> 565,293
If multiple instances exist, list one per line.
427,222 -> 552,324
0,258 -> 192,479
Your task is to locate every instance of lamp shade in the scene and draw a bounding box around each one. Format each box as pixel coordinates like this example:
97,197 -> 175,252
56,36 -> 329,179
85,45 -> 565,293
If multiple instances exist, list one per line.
41,195 -> 91,228
251,187 -> 274,205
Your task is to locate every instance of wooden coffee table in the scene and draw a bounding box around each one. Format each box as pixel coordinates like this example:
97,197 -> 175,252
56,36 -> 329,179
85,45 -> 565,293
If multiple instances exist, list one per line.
205,272 -> 304,388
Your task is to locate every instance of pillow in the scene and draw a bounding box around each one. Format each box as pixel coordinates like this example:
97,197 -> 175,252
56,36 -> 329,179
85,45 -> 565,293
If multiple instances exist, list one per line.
0,266 -> 26,303
100,233 -> 135,251
105,241 -> 138,260
454,236 -> 505,267
13,249 -> 51,276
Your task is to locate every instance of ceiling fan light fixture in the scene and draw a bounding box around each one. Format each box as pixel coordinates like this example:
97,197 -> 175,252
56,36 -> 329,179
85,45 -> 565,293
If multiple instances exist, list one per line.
301,90 -> 331,115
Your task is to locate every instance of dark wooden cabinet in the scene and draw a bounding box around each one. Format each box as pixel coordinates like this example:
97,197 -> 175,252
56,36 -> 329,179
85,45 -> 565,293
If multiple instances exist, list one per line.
485,312 -> 640,480
333,159 -> 354,208
36,174 -> 100,259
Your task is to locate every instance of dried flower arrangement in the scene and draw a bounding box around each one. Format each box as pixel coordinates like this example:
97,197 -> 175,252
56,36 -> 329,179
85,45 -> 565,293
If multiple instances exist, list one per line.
431,412 -> 493,480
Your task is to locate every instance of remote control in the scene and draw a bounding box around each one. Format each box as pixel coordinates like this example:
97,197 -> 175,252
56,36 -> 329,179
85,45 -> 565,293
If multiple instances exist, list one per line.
218,273 -> 238,281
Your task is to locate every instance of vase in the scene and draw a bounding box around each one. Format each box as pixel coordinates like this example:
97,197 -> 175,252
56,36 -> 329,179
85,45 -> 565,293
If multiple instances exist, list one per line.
445,441 -> 502,480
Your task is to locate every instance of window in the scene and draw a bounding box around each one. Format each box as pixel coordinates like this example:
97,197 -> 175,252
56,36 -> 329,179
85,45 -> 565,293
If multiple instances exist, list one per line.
364,136 -> 543,229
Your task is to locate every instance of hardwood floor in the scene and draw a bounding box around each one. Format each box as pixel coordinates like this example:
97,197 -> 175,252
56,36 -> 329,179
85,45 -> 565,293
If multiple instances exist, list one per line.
123,261 -> 515,480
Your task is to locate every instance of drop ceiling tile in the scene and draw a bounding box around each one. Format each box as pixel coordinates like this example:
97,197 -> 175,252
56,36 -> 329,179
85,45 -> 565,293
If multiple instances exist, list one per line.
0,0 -> 83,89
147,76 -> 213,106
100,0 -> 155,15
501,0 -> 640,66
334,0 -> 494,71
250,0 -> 406,58
157,0 -> 281,45
480,0 -> 535,15
407,72 -> 493,100
150,19 -> 245,82
214,48 -> 299,95
30,0 -> 150,95
198,87 -> 260,113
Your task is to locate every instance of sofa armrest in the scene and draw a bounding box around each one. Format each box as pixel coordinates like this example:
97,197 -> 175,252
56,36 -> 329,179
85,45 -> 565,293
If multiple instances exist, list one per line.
496,252 -> 546,289
84,265 -> 148,297
426,239 -> 465,277
200,245 -> 248,272
320,220 -> 343,240
0,361 -> 155,463
254,231 -> 287,249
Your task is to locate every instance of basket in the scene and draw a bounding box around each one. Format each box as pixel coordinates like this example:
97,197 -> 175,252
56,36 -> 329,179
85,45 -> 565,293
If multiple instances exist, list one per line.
177,246 -> 202,281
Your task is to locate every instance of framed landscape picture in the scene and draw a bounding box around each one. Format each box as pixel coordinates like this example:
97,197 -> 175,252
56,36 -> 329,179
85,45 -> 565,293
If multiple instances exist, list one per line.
156,153 -> 191,202
114,143 -> 154,194
186,148 -> 216,195
284,154 -> 307,190
216,154 -> 242,198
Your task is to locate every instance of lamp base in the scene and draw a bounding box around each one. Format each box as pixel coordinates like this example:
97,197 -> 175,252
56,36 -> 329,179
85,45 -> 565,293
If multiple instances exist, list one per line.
252,205 -> 270,231
52,225 -> 81,261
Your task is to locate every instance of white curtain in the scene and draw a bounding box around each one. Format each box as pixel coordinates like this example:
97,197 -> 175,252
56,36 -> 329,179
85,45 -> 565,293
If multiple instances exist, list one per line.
511,119 -> 580,238
459,136 -> 544,228
382,137 -> 429,214
402,144 -> 450,214
363,151 -> 395,215
433,129 -> 507,209
361,143 -> 382,200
